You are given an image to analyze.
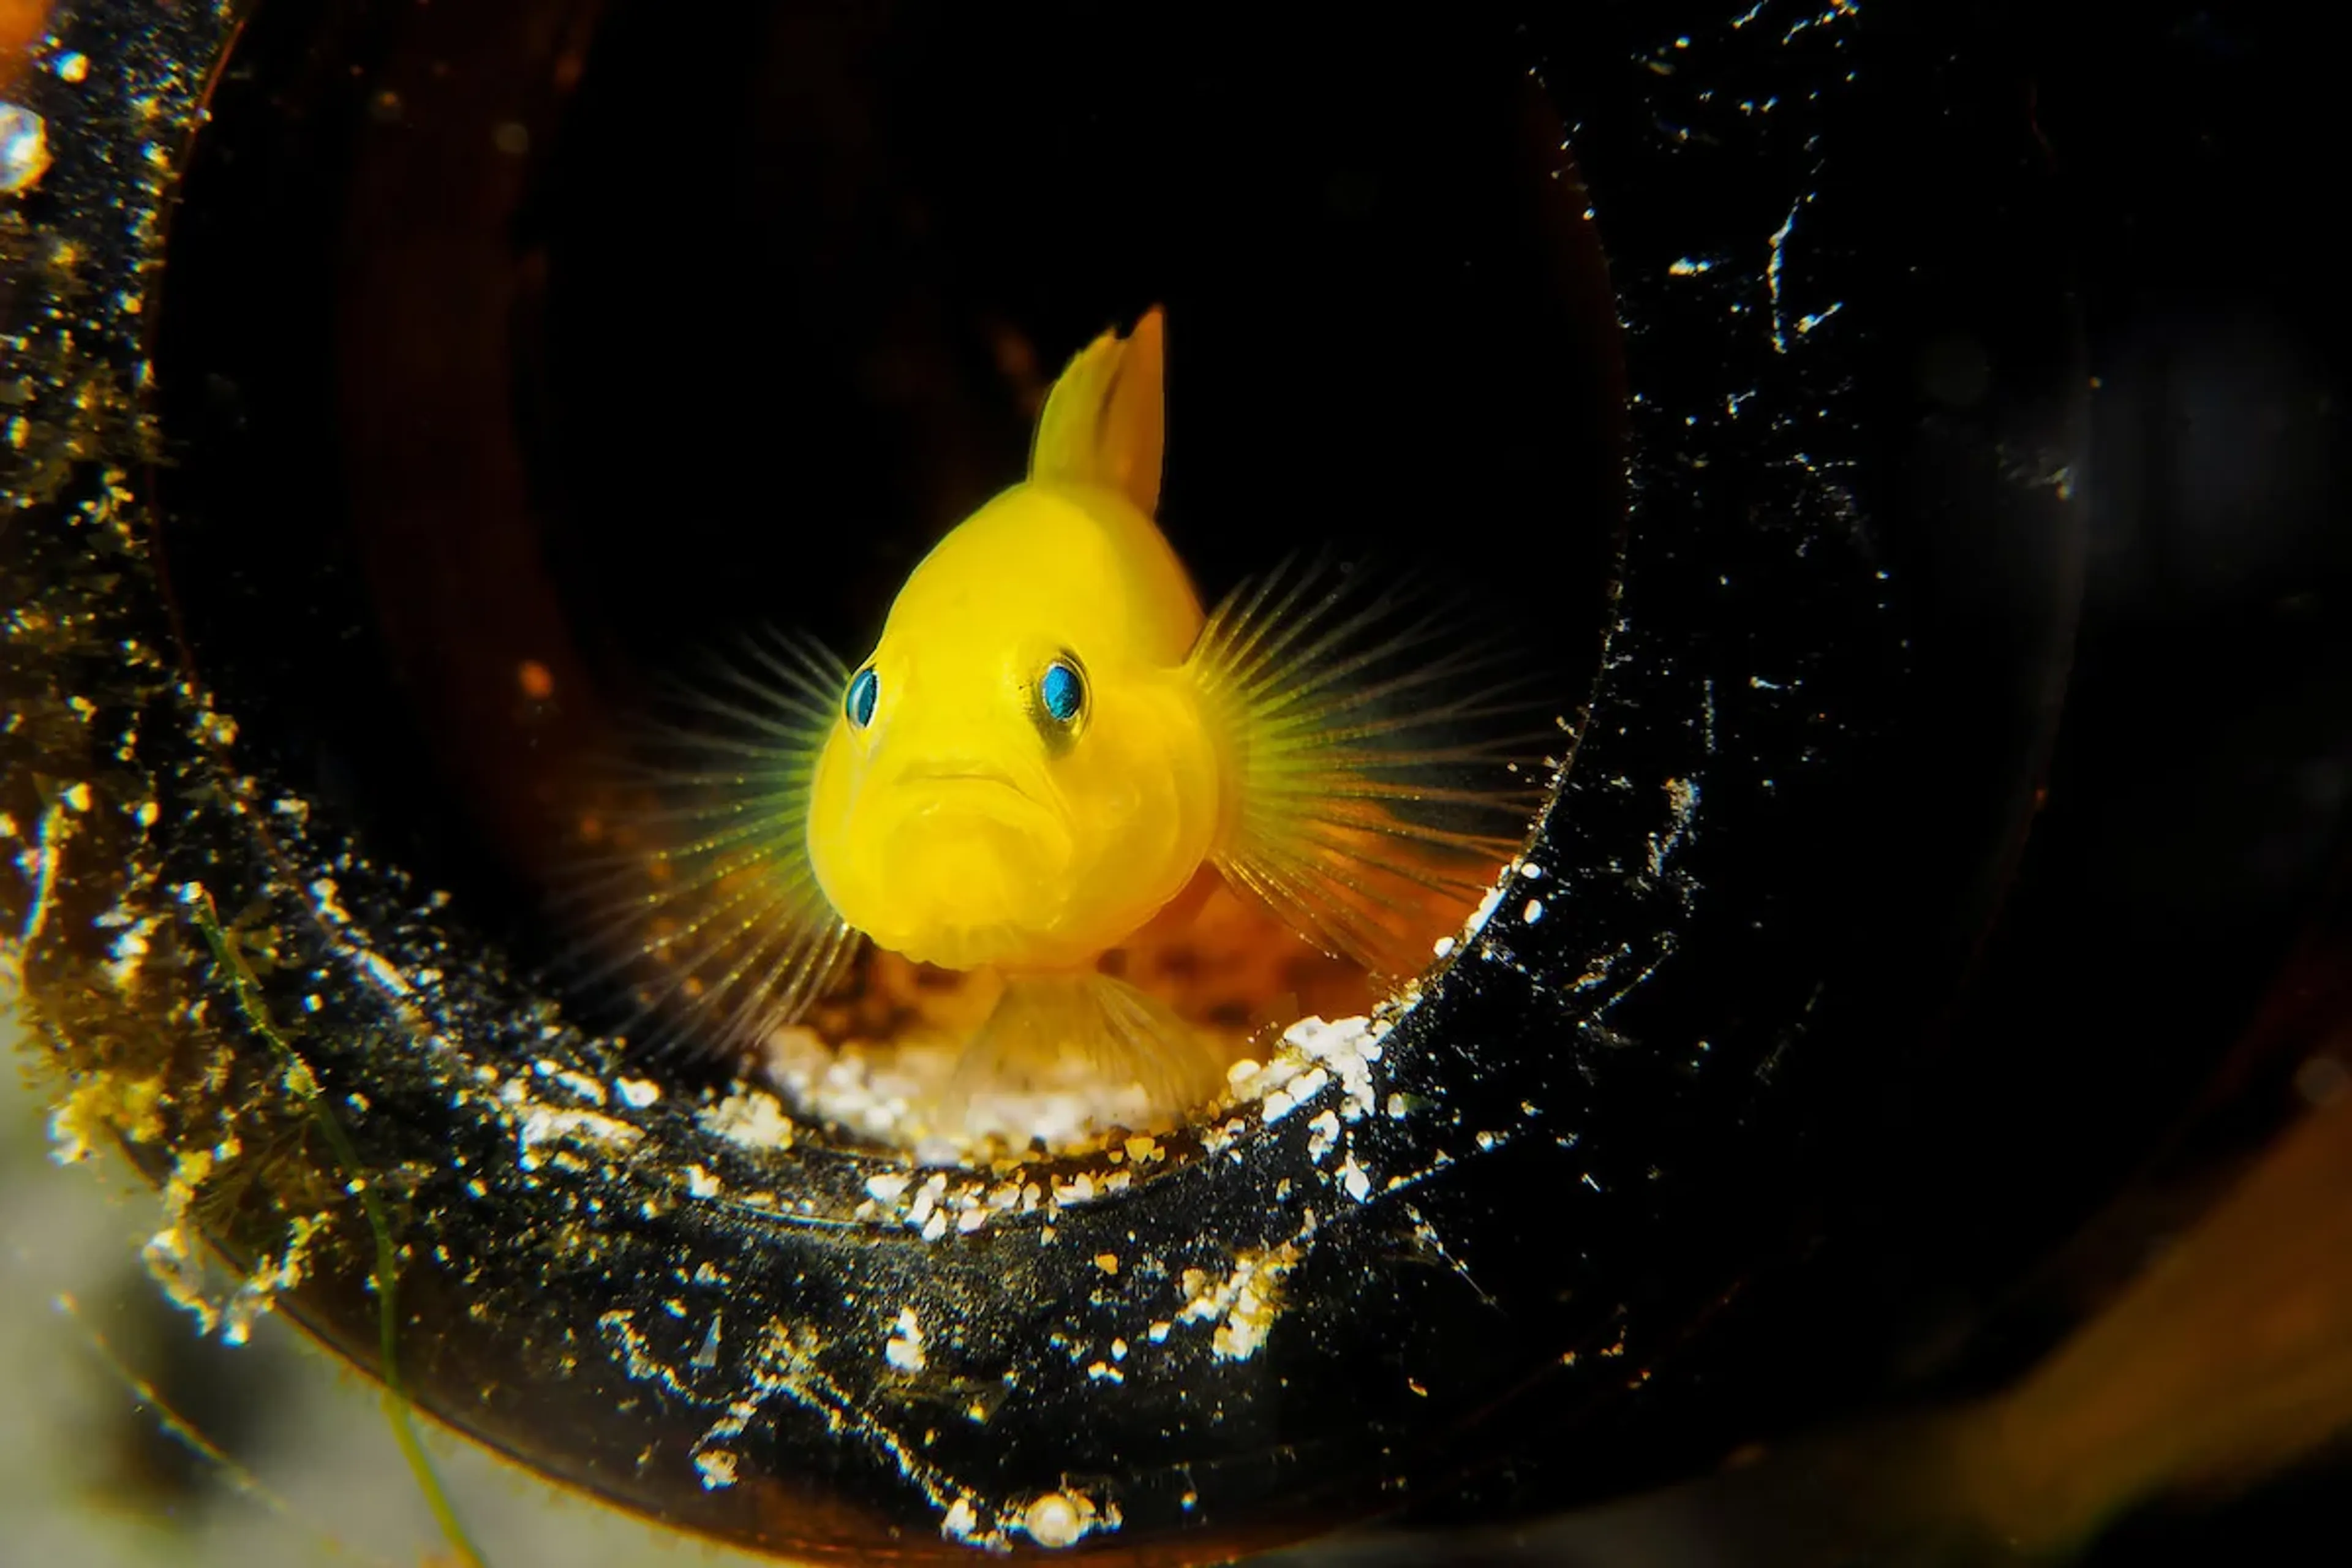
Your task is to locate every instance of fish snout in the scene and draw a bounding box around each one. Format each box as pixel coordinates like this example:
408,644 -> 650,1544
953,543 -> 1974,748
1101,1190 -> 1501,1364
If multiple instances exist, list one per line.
832,752 -> 1082,967
868,754 -> 1069,848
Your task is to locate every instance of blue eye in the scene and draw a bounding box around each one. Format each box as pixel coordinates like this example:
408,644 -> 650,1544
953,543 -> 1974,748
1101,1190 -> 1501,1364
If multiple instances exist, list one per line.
1039,659 -> 1084,725
845,666 -> 878,728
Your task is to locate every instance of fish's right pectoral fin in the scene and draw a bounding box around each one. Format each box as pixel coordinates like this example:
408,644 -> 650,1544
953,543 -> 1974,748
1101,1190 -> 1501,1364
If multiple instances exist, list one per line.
1030,307 -> 1166,519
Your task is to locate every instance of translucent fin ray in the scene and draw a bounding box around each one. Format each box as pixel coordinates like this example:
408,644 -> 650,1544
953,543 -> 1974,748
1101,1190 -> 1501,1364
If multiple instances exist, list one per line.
558,626 -> 861,1061
1194,552 -> 1553,980
938,972 -> 1226,1130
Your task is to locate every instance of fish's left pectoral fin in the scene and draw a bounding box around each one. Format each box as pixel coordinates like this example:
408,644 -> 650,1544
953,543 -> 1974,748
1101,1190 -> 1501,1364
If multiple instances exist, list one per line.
1194,553 -> 1556,982
1030,307 -> 1166,518
559,627 -> 865,1062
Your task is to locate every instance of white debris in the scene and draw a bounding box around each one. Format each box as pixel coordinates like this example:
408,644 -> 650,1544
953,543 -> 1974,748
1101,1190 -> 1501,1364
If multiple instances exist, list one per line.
762,1024 -> 1157,1160
1177,1242 -> 1304,1363
1019,1489 -> 1103,1550
698,1087 -> 796,1152
940,1497 -> 983,1543
1,104 -> 51,194
1305,1109 -> 1341,1163
884,1307 -> 927,1372
515,1104 -> 641,1154
693,1449 -> 739,1490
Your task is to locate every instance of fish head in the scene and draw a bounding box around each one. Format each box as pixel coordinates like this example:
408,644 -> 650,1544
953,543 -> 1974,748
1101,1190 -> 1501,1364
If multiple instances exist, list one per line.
806,486 -> 1221,971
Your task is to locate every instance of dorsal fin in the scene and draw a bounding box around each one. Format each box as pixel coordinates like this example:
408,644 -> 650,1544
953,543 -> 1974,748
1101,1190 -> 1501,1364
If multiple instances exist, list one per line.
1029,307 -> 1166,518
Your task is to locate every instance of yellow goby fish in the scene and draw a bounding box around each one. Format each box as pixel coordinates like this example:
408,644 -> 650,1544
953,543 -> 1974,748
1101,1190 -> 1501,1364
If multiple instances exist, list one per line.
617,311 -> 1543,1121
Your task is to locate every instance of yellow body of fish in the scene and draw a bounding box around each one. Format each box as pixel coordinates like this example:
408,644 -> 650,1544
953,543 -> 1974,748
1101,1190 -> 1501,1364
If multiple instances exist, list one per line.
806,314 -> 1221,972
617,311 -> 1541,1123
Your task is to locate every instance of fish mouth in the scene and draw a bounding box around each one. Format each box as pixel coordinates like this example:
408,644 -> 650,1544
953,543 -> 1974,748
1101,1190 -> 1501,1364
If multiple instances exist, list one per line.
872,763 -> 1075,914
895,763 -> 1033,799
883,763 -> 1061,834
